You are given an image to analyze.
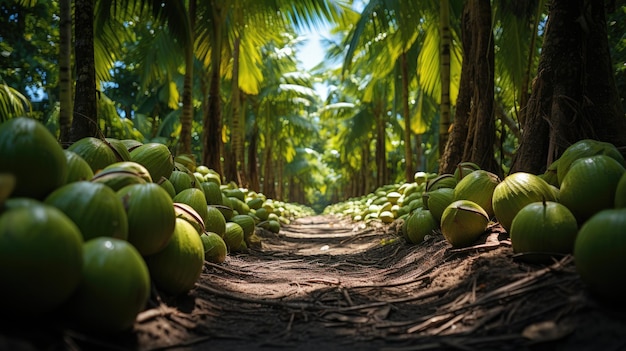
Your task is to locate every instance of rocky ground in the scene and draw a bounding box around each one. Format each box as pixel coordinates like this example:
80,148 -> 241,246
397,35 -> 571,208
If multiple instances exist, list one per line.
2,215 -> 626,351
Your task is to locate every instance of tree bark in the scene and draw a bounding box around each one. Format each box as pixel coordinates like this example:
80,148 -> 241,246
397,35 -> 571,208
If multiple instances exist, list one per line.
70,0 -> 98,142
440,3 -> 472,174
247,118 -> 260,192
59,0 -> 72,145
461,0 -> 499,175
440,0 -> 499,175
400,53 -> 413,182
179,0 -> 195,156
439,0 -> 452,157
511,0 -> 626,174
202,0 -> 224,177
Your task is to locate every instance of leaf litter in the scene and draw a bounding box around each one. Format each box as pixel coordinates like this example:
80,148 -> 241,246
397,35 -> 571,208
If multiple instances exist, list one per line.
1,215 -> 626,351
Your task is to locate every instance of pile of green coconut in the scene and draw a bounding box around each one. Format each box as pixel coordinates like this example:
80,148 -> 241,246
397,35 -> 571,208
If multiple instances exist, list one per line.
327,142 -> 626,303
0,117 -> 314,333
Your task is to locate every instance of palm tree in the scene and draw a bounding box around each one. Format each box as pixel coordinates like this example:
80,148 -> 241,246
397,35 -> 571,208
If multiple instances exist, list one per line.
195,0 -> 349,182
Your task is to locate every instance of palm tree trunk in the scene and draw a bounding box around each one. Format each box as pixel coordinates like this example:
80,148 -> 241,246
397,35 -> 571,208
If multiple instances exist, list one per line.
511,0 -> 626,174
518,2 -> 543,128
247,117 -> 260,192
203,0 -> 224,176
230,36 -> 245,186
440,3 -> 471,175
375,105 -> 387,188
461,0 -> 499,175
59,0 -> 72,145
70,0 -> 98,142
263,144 -> 275,199
179,0 -> 196,156
401,52 -> 413,182
438,0 -> 452,158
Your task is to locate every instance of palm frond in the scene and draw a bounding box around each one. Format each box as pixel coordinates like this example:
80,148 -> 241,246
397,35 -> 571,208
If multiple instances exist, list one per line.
0,82 -> 31,122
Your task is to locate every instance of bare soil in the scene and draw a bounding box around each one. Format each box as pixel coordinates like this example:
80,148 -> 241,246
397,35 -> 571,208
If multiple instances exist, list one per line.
2,215 -> 626,351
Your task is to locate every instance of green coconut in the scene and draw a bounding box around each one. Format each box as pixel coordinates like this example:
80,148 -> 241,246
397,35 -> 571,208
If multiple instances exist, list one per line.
426,187 -> 455,225
45,181 -> 128,241
144,218 -> 205,295
441,200 -> 489,248
453,162 -> 481,182
426,174 -> 458,192
230,214 -> 256,240
66,237 -> 150,333
173,188 -> 209,224
159,178 -> 177,199
196,165 -> 210,175
0,203 -> 83,314
540,159 -> 560,187
574,208 -> 626,301
105,138 -> 132,162
64,150 -> 95,184
255,207 -> 270,221
0,117 -> 67,199
509,201 -> 578,263
0,173 -> 15,206
615,172 -> 626,208
405,208 -> 438,244
174,202 -> 205,234
117,183 -> 176,255
247,197 -> 264,210
202,181 -> 223,205
174,154 -> 197,173
67,137 -> 119,173
414,171 -> 429,185
91,161 -> 152,192
229,197 -> 250,215
201,232 -> 228,263
559,155 -> 625,223
130,143 -> 174,182
168,170 -> 194,194
556,139 -> 624,186
121,139 -> 143,152
223,222 -> 244,252
205,205 -> 227,237
453,170 -> 500,218
492,172 -> 557,232
423,174 -> 457,208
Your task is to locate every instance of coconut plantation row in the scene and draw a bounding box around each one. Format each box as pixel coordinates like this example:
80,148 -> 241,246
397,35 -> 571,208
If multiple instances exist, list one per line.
1,115 -> 626,336
324,139 -> 626,300
0,117 -> 315,332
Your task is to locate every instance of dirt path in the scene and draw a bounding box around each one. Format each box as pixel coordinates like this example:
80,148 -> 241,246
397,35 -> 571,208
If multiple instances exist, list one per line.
2,215 -> 626,350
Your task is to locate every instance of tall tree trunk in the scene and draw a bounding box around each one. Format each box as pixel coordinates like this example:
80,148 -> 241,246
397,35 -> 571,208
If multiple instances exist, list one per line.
518,2 -> 543,127
179,0 -> 196,156
375,105 -> 387,188
360,143 -> 370,196
59,0 -> 72,145
415,133 -> 423,171
401,52 -> 413,182
439,0 -> 452,158
511,0 -> 626,174
203,1 -> 224,177
230,36 -> 246,186
461,0 -> 499,175
70,0 -> 98,142
440,2 -> 472,174
440,0 -> 499,176
263,144 -> 275,199
247,117 -> 260,192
